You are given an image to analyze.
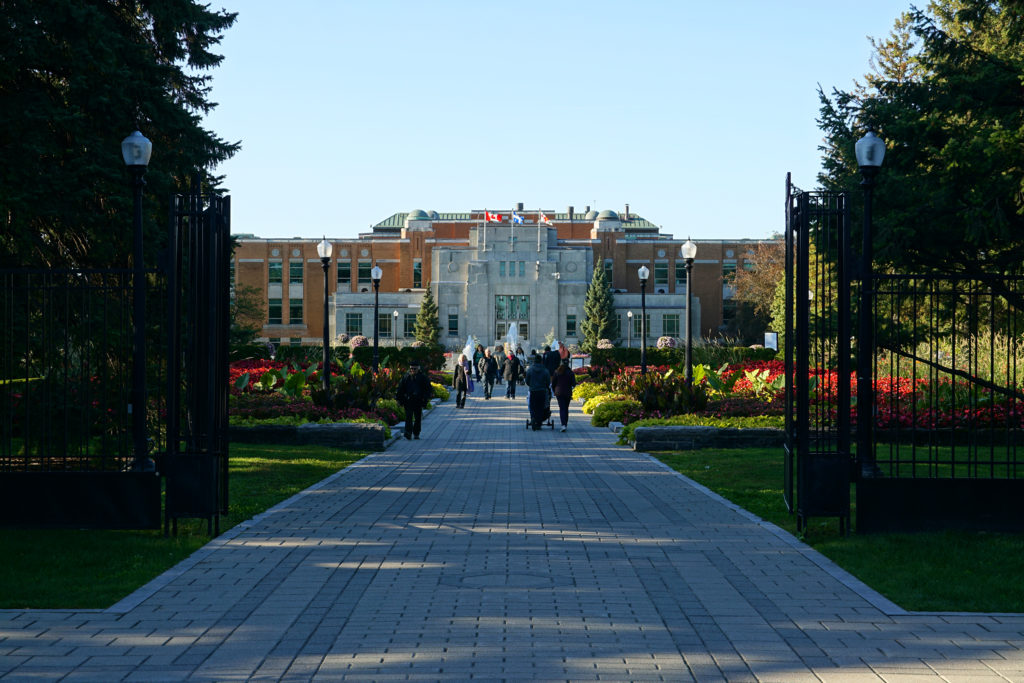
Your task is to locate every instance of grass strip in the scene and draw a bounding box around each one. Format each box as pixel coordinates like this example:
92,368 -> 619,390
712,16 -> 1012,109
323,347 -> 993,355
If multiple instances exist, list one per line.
652,447 -> 1024,613
0,443 -> 366,609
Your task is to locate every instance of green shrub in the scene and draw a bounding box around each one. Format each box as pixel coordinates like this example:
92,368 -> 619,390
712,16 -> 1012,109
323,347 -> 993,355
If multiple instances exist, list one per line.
573,381 -> 610,403
592,399 -> 642,427
376,398 -> 404,423
582,393 -> 630,415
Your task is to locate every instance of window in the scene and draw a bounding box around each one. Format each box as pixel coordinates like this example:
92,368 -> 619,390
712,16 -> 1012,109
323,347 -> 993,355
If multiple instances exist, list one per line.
345,312 -> 362,335
448,313 -> 459,336
378,313 -> 392,338
268,261 -> 282,284
268,298 -> 282,325
499,261 -> 506,277
722,260 -> 737,282
337,261 -> 351,285
357,260 -> 372,285
289,260 -> 303,283
566,314 -> 577,337
413,260 -> 422,288
519,261 -> 525,277
633,313 -> 650,338
403,313 -> 417,338
603,260 -> 613,285
675,262 -> 688,288
288,298 -> 303,324
289,337 -> 302,346
723,299 -> 738,324
229,260 -> 236,288
654,263 -> 668,286
495,295 -> 529,341
663,313 -> 680,337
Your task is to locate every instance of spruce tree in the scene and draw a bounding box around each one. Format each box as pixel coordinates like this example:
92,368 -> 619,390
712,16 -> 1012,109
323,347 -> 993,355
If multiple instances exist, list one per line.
414,284 -> 441,346
580,264 -> 616,353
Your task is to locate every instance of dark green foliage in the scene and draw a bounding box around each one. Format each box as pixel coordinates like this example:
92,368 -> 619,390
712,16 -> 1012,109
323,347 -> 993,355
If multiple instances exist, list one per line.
349,345 -> 445,371
414,285 -> 441,345
0,1 -> 239,268
589,346 -> 777,369
579,265 -> 616,352
610,370 -> 709,415
817,1 -> 1024,277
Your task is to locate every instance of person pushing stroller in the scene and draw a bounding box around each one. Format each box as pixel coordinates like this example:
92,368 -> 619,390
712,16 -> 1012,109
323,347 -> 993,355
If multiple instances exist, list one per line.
524,355 -> 552,430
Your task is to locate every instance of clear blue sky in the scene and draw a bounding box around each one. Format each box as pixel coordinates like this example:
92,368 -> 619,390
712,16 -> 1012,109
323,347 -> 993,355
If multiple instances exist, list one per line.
201,0 -> 912,241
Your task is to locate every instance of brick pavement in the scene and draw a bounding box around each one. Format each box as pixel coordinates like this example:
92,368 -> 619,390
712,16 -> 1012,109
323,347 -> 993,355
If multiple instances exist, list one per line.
2,392 -> 1023,681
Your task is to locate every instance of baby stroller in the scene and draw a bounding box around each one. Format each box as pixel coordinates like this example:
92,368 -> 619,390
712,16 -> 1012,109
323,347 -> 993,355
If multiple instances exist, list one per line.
526,388 -> 554,430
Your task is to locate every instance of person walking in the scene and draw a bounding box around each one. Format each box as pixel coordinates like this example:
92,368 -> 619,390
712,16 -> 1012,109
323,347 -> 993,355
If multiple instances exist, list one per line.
396,362 -> 432,439
542,344 -> 560,376
494,345 -> 506,386
525,355 -> 552,430
551,359 -> 577,432
472,344 -> 484,381
478,348 -> 498,399
515,346 -> 527,384
452,353 -> 471,409
503,351 -> 521,399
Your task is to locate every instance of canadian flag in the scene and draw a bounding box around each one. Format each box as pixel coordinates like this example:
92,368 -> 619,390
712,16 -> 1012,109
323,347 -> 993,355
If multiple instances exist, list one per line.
485,211 -> 503,223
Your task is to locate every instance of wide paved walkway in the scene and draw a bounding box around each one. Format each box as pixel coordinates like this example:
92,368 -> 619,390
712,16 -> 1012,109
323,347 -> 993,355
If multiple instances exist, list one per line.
2,391 -> 1024,681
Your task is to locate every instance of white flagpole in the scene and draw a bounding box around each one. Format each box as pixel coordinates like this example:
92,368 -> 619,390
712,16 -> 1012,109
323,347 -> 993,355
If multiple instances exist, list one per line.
482,208 -> 487,251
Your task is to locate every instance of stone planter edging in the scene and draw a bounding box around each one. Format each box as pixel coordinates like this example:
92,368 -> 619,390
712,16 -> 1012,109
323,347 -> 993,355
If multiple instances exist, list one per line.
630,425 -> 785,452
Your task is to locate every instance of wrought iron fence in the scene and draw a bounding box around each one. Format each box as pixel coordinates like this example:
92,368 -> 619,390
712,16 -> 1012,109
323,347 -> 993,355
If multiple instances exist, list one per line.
868,273 -> 1024,478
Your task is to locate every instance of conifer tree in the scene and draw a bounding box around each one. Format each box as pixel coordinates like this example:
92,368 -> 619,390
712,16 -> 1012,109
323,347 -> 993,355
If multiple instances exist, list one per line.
580,264 -> 616,353
414,284 -> 441,346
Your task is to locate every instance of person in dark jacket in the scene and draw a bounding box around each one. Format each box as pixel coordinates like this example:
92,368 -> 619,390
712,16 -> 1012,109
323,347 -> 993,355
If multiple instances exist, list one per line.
542,344 -> 560,376
525,355 -> 552,430
551,359 -> 577,432
478,348 -> 499,399
472,344 -> 484,381
503,352 -> 521,399
452,353 -> 471,409
397,362 -> 432,439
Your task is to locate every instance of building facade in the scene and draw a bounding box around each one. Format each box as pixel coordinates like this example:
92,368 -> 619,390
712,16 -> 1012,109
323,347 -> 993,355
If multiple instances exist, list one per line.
231,205 -> 776,351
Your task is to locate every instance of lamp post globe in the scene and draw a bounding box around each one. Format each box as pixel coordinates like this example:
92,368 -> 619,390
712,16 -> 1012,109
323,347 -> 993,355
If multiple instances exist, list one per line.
681,239 -> 697,386
855,129 -> 885,477
638,265 -> 650,374
317,237 -> 333,393
371,265 -> 383,372
122,131 -> 154,472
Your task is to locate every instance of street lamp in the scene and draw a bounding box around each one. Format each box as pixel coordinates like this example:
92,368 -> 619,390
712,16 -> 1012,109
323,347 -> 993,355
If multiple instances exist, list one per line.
681,238 -> 697,386
371,264 -> 383,372
316,237 -> 333,393
638,264 -> 650,374
626,310 -> 633,349
855,129 -> 885,478
393,310 -> 399,347
122,130 -> 154,473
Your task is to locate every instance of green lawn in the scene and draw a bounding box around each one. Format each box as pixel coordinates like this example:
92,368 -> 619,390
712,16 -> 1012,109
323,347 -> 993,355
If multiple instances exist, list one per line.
653,447 -> 1024,613
0,443 -> 366,609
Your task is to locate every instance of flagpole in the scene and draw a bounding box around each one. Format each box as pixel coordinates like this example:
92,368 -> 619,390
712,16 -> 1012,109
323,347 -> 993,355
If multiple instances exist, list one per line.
482,208 -> 487,251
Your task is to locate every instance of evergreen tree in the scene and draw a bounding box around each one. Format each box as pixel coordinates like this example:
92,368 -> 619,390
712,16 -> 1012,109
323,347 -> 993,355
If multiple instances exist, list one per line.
817,0 -> 1024,276
414,284 -> 441,346
580,264 -> 616,353
0,2 -> 239,268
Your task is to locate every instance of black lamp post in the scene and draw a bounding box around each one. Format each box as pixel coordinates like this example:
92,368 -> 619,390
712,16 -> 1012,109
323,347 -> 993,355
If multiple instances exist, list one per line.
681,238 -> 697,386
626,310 -> 633,349
371,264 -> 382,372
638,264 -> 649,374
393,310 -> 399,347
122,130 -> 154,473
317,237 -> 333,393
855,130 -> 885,477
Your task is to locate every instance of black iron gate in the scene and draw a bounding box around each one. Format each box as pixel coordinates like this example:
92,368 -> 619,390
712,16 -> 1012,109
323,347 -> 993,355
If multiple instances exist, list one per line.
0,178 -> 230,531
786,173 -> 1024,533
783,176 -> 852,533
160,180 -> 231,534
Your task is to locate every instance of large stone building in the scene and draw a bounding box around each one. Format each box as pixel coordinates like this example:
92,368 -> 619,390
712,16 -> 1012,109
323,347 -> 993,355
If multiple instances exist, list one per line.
231,205 -> 774,351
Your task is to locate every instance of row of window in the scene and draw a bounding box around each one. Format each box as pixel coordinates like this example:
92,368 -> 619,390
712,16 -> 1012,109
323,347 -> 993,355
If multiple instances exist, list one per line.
266,260 -> 422,288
